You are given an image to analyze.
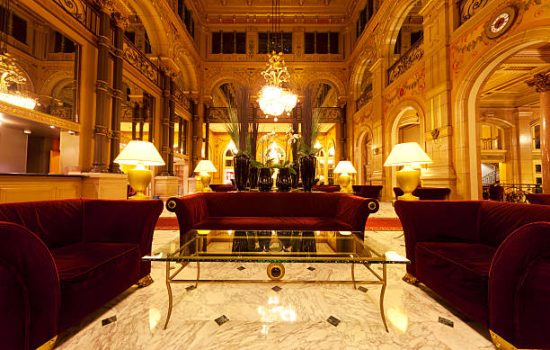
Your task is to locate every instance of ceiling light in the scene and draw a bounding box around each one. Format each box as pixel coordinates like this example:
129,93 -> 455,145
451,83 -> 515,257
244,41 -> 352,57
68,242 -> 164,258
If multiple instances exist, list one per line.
49,125 -> 55,129
23,129 -> 31,134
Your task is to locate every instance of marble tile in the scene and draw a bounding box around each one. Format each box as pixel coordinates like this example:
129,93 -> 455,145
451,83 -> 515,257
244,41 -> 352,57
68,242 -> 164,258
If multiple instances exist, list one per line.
55,225 -> 494,349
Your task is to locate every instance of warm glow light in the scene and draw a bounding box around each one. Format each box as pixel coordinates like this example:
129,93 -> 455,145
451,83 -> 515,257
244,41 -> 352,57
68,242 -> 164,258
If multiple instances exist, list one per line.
259,85 -> 286,117
114,140 -> 165,166
334,161 -> 357,175
194,159 -> 217,173
148,308 -> 162,331
314,140 -> 322,149
258,50 -> 297,118
384,142 -> 432,167
0,91 -> 36,110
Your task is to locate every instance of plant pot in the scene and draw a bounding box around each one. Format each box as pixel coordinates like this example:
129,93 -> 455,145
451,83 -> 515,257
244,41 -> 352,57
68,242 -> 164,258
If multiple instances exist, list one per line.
290,162 -> 299,188
248,167 -> 259,189
299,155 -> 317,192
258,167 -> 273,192
276,167 -> 292,192
234,153 -> 250,191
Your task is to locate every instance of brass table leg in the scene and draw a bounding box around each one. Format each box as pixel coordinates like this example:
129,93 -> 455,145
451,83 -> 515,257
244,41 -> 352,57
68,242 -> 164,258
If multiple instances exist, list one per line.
163,260 -> 174,330
195,262 -> 200,288
351,263 -> 357,289
379,264 -> 389,332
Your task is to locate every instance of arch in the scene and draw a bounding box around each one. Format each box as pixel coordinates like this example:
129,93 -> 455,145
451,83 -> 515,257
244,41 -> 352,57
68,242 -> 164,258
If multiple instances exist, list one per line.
379,0 -> 423,65
127,0 -> 169,56
350,53 -> 375,100
355,126 -> 374,184
454,26 -> 550,199
385,99 -> 427,189
302,72 -> 346,98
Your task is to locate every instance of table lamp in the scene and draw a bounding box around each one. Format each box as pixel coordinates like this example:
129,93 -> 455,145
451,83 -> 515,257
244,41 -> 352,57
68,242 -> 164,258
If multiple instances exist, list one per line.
334,160 -> 357,193
384,142 -> 432,200
194,159 -> 217,192
114,140 -> 165,199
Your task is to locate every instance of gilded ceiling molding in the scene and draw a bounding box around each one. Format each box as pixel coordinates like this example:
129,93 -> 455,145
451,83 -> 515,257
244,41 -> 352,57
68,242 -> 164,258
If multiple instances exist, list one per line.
0,102 -> 80,131
526,71 -> 550,92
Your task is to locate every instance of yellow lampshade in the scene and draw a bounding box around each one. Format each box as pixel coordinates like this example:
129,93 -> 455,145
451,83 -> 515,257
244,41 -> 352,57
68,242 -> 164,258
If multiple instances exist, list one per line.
334,160 -> 357,174
114,140 -> 165,166
114,140 -> 164,200
384,142 -> 432,201
383,142 -> 432,167
194,160 -> 217,173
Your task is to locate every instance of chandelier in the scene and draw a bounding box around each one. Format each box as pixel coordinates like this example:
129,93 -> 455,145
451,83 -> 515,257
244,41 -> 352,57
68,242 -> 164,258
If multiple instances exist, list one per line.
0,0 -> 36,110
258,0 -> 297,121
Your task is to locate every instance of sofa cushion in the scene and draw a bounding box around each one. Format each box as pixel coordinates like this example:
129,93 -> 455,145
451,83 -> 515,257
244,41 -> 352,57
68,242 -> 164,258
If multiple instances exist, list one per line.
0,199 -> 83,249
194,217 -> 354,231
51,242 -> 140,330
416,242 -> 496,325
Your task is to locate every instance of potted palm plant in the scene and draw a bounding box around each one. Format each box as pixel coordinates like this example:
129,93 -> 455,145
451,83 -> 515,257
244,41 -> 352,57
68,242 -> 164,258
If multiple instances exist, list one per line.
299,87 -> 321,192
225,87 -> 250,191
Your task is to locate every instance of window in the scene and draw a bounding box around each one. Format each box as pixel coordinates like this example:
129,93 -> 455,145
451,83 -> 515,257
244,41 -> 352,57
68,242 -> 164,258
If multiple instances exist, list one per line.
211,31 -> 246,54
0,6 -> 27,44
177,0 -> 195,37
258,32 -> 292,54
144,32 -> 152,54
174,117 -> 187,154
356,1 -> 374,38
304,32 -> 339,54
411,31 -> 423,46
124,31 -> 136,44
53,31 -> 76,53
533,125 -> 541,150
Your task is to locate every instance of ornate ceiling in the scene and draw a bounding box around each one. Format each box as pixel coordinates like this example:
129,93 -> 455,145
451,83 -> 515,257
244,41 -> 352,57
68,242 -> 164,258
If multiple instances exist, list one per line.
480,44 -> 550,108
193,0 -> 359,24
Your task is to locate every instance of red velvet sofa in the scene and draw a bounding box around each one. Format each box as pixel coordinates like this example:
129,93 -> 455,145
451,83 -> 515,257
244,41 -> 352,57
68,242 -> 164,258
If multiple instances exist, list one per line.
166,192 -> 379,238
0,199 -> 163,350
526,193 -> 550,205
395,200 -> 550,349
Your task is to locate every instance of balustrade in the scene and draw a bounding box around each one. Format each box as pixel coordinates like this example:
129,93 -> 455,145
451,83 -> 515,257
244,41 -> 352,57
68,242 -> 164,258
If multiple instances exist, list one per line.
387,39 -> 424,85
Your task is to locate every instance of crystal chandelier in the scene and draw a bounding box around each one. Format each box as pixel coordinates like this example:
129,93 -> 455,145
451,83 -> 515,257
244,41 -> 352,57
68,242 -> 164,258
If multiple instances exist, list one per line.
0,0 -> 36,110
258,0 -> 297,121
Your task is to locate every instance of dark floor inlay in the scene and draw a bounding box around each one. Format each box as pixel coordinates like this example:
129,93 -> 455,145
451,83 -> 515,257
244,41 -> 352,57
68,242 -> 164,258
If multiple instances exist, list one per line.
327,316 -> 341,327
237,266 -> 246,271
272,286 -> 282,292
358,286 -> 368,293
101,315 -> 117,326
186,285 -> 197,291
438,316 -> 454,328
215,315 -> 229,326
307,266 -> 316,271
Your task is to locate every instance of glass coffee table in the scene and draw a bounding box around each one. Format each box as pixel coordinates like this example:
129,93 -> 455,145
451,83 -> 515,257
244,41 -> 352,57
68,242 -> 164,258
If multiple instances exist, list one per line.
143,229 -> 409,331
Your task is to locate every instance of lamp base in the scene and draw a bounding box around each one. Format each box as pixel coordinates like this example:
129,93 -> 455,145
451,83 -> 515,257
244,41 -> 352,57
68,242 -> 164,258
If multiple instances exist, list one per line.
338,173 -> 352,193
396,166 -> 420,201
199,172 -> 212,192
128,166 -> 152,200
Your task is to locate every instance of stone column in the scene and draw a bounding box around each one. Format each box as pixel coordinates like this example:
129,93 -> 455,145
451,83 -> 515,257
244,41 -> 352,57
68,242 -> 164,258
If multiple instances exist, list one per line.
168,78 -> 176,175
91,10 -> 112,172
159,70 -> 171,175
108,20 -> 124,173
336,103 -> 347,160
191,100 -> 204,170
527,72 -> 550,193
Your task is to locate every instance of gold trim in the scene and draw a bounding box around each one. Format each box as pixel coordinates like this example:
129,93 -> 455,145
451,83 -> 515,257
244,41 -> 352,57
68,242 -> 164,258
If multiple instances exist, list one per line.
490,330 -> 518,350
402,272 -> 419,285
0,102 -> 80,131
267,263 -> 285,280
137,274 -> 154,288
36,336 -> 57,350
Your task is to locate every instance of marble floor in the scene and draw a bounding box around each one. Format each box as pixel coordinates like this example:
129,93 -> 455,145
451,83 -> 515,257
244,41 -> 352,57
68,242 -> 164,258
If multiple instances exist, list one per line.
55,203 -> 495,350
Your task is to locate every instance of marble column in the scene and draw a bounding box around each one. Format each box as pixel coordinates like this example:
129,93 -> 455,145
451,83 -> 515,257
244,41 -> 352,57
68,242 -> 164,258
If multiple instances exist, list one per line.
159,71 -> 171,175
108,22 -> 124,173
527,72 -> 550,193
91,11 -> 112,172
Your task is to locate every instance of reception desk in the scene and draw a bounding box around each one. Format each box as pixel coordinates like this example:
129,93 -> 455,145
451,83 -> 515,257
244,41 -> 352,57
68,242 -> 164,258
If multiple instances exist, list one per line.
0,173 -> 128,203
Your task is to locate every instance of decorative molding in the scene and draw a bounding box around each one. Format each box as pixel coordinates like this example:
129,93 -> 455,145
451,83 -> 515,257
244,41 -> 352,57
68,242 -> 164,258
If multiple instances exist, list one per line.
51,0 -> 101,35
122,38 -> 160,86
388,39 -> 424,85
173,88 -> 192,112
458,0 -> 489,25
0,101 -> 80,131
526,71 -> 550,93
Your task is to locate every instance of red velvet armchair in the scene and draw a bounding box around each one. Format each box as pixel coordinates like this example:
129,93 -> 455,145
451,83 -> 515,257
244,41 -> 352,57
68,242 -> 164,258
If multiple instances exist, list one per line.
0,199 -> 163,350
395,200 -> 550,349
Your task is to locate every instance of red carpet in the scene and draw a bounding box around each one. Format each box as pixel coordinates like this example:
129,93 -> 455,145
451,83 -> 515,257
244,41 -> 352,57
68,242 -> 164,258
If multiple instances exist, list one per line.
155,217 -> 402,231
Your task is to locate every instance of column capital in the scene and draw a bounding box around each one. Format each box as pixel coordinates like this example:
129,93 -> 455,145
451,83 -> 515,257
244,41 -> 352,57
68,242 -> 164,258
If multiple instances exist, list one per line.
526,71 -> 550,92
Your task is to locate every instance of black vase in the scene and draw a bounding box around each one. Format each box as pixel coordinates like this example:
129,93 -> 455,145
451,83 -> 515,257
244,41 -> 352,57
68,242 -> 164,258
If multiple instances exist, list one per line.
276,167 -> 292,192
248,167 -> 259,189
258,167 -> 273,192
299,155 -> 317,192
290,162 -> 299,188
234,153 -> 250,191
